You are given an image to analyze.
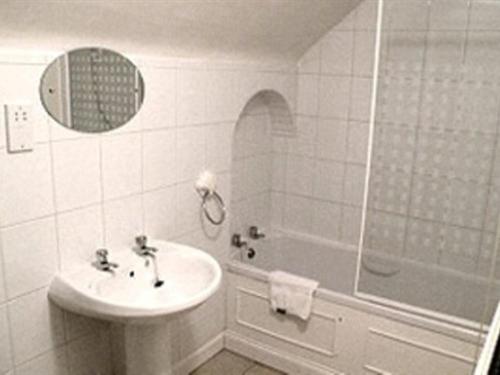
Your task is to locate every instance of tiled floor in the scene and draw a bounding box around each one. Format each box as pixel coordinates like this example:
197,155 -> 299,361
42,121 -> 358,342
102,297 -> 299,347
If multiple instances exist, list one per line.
190,350 -> 287,375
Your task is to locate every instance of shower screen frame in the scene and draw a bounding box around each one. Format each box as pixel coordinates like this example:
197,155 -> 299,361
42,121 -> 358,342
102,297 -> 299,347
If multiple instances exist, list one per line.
353,0 -> 497,334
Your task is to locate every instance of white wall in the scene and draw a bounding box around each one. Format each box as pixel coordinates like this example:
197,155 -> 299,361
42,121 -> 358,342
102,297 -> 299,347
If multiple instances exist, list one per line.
271,0 -> 377,246
0,51 -> 296,375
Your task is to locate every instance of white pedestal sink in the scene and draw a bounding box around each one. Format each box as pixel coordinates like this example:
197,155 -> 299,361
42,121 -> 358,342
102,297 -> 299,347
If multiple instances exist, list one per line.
48,240 -> 222,375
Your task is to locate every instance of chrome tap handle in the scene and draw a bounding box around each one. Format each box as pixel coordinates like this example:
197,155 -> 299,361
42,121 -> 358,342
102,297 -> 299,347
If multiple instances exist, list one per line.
249,226 -> 266,240
135,235 -> 148,249
96,248 -> 109,263
231,234 -> 248,248
93,249 -> 119,271
134,235 -> 158,257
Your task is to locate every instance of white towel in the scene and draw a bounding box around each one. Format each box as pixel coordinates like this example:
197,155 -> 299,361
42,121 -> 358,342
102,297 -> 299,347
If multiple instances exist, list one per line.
268,270 -> 319,320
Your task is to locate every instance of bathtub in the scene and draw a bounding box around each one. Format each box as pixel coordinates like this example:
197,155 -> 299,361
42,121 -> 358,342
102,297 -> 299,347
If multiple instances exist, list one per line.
226,230 -> 483,375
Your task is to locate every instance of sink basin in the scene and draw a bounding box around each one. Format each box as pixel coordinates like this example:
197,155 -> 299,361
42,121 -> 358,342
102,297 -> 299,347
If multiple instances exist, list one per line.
49,240 -> 222,324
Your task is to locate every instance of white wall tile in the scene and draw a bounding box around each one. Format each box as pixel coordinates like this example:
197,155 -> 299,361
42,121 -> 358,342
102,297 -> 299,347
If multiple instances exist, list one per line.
336,7 -> 356,31
298,43 -> 321,74
103,195 -> 143,251
465,31 -> 500,70
426,31 -> 466,72
2,217 -> 58,298
321,30 -> 353,75
349,77 -> 372,122
143,129 -> 177,190
341,206 -> 362,245
284,195 -> 314,234
316,118 -> 347,161
385,31 -> 427,64
470,0 -> 500,31
353,31 -> 375,77
144,187 -> 176,240
429,0 -> 468,31
312,201 -> 341,240
0,144 -> 54,225
0,304 -> 13,374
285,155 -> 314,196
176,126 -> 206,182
57,205 -> 104,272
270,192 -> 286,228
175,181 -> 202,236
318,76 -> 351,119
0,245 -> 5,304
313,160 -> 344,202
52,138 -> 101,211
271,153 -> 287,192
206,70 -> 237,122
347,121 -> 369,164
15,347 -> 68,375
102,133 -> 142,200
384,0 -> 429,31
296,75 -> 319,116
0,64 -> 50,148
8,288 -> 65,364
177,68 -> 207,126
355,0 -> 377,31
343,163 -> 366,207
140,67 -> 176,130
206,122 -> 233,173
288,116 -> 316,157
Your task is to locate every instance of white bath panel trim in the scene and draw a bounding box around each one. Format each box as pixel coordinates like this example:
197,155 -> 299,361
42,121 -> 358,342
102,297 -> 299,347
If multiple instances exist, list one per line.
225,331 -> 343,375
368,327 -> 476,365
172,333 -> 224,375
364,327 -> 476,375
235,286 -> 338,357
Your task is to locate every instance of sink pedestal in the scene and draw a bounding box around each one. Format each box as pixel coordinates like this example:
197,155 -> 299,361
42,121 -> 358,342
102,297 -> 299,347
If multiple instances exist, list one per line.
111,322 -> 175,375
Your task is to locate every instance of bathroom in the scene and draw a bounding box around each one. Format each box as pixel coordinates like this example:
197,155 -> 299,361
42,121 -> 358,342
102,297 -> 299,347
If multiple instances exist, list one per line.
1,0 -> 500,374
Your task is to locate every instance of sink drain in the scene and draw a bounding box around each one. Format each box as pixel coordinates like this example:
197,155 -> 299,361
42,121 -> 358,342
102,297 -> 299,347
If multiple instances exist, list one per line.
154,280 -> 164,288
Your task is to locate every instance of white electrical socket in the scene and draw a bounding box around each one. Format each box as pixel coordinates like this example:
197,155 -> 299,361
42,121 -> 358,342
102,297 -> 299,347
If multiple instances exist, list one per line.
4,103 -> 34,153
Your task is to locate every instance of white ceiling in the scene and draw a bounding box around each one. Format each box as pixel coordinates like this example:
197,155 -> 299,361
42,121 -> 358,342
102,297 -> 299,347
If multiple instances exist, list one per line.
0,0 -> 361,62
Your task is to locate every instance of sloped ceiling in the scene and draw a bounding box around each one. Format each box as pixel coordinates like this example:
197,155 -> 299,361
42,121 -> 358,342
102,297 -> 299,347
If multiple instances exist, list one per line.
0,0 -> 361,62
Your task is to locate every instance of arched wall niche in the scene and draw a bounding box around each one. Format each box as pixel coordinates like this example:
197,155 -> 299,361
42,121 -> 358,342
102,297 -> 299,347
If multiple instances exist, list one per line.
230,90 -> 295,258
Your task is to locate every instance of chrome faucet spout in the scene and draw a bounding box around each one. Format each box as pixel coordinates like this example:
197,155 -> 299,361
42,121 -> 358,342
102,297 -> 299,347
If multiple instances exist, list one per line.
134,235 -> 164,287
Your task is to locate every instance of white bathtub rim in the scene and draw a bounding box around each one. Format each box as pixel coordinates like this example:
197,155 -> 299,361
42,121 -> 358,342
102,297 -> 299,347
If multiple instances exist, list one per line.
226,260 -> 481,345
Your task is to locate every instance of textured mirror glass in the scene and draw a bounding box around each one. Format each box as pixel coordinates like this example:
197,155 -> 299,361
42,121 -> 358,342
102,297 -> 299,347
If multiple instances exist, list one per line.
40,47 -> 145,133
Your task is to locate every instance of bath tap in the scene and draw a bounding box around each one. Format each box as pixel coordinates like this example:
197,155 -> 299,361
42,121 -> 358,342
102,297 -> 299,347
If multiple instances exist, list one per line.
231,233 -> 248,248
93,249 -> 119,272
249,226 -> 266,240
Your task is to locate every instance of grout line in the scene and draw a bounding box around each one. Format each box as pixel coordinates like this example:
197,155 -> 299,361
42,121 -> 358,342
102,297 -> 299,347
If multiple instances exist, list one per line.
98,134 -> 107,248
0,227 -> 15,375
140,125 -> 146,236
47,121 -> 62,272
339,8 -> 358,243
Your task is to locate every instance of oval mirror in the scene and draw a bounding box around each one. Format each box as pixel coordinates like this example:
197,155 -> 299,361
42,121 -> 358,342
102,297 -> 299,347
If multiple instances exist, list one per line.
40,47 -> 145,133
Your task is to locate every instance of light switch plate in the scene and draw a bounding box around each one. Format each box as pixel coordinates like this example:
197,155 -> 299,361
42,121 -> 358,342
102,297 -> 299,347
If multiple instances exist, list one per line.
4,103 -> 34,153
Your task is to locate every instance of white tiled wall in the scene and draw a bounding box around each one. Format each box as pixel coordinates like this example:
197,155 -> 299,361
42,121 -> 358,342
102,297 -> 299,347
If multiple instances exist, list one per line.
0,50 -> 295,374
271,0 -> 377,246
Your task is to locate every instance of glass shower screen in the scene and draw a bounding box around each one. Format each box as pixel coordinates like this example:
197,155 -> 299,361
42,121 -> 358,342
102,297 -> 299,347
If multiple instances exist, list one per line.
356,0 -> 500,327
